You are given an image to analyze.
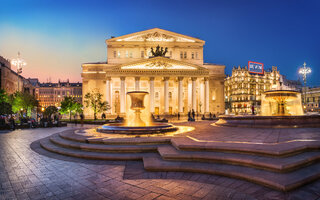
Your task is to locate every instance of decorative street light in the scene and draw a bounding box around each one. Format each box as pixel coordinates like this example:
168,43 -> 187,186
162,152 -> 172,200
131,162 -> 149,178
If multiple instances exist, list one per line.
299,62 -> 311,107
11,52 -> 27,92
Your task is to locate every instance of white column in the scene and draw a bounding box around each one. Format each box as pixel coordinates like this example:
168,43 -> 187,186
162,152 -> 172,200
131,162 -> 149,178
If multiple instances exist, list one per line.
120,77 -> 126,114
192,77 -> 197,111
204,77 -> 210,113
178,77 -> 183,113
135,77 -> 140,91
106,77 -> 111,113
149,77 -> 155,113
164,77 -> 169,114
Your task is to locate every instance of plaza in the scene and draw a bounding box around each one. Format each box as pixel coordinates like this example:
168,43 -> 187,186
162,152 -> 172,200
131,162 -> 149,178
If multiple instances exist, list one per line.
1,122 -> 320,200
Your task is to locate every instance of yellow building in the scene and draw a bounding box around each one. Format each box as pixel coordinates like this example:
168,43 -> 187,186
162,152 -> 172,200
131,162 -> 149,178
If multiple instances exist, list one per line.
303,87 -> 320,112
82,28 -> 225,118
225,66 -> 280,114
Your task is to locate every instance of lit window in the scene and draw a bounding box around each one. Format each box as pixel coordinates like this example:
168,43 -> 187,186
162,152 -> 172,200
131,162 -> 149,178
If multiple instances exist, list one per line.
169,51 -> 172,57
141,51 -> 144,58
129,52 -> 133,58
155,92 -> 159,99
196,52 -> 198,59
117,51 -> 120,58
169,92 -> 172,99
125,51 -> 128,58
113,51 -> 116,58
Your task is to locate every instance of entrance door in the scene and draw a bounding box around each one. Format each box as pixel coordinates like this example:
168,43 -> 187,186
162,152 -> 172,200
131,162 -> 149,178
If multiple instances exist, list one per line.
169,107 -> 172,115
155,107 -> 159,115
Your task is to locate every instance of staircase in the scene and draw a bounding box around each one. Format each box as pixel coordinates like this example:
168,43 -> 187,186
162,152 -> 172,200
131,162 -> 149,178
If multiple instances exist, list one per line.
39,129 -> 320,192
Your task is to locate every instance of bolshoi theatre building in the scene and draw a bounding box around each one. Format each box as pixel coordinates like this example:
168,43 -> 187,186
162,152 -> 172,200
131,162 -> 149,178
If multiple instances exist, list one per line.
81,28 -> 225,117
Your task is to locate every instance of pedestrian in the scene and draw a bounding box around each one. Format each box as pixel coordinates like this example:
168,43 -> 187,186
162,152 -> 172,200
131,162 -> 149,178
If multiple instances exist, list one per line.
80,113 -> 84,127
178,112 -> 180,120
192,109 -> 195,120
9,115 -> 15,130
101,113 -> 106,120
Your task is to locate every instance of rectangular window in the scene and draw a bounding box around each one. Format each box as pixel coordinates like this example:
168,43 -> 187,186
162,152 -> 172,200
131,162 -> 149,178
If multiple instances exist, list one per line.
117,51 -> 120,58
141,51 -> 144,58
129,52 -> 133,58
125,50 -> 129,58
113,51 -> 116,58
196,52 -> 198,59
184,52 -> 187,59
180,51 -> 183,59
191,52 -> 194,59
169,51 -> 172,57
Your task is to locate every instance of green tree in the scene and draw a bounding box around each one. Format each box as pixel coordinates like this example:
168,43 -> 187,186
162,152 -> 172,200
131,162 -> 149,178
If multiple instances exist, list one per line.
9,91 -> 38,116
0,102 -> 12,115
0,89 -> 8,103
44,106 -> 58,119
84,89 -> 110,120
59,96 -> 82,121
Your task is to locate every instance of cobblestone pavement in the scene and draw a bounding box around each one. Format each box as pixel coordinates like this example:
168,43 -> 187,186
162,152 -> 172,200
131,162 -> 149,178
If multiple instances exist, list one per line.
1,124 -> 320,200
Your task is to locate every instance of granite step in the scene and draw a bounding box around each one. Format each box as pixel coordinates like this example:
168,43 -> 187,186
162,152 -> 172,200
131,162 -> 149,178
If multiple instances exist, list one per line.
59,130 -> 172,145
50,134 -> 161,153
158,145 -> 320,172
143,155 -> 320,191
171,137 -> 320,157
40,138 -> 154,160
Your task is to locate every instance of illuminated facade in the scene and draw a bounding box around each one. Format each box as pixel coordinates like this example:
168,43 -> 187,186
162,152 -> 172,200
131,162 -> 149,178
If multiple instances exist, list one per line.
303,87 -> 320,112
35,80 -> 82,108
82,28 -> 225,118
225,66 -> 281,114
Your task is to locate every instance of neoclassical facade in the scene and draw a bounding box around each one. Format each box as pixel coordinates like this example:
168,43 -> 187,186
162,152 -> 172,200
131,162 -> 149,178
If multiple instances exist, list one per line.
82,28 -> 225,117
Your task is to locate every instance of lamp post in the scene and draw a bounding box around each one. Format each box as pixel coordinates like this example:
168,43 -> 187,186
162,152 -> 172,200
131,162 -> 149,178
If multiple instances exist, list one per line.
299,62 -> 311,109
11,52 -> 27,92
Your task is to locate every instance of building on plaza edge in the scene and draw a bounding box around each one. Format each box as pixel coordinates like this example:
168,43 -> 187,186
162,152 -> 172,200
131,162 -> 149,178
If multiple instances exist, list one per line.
82,28 -> 225,118
225,66 -> 281,114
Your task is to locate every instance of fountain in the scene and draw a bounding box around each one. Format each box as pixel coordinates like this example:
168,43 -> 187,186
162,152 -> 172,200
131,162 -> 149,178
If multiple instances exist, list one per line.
97,91 -> 178,134
215,90 -> 320,128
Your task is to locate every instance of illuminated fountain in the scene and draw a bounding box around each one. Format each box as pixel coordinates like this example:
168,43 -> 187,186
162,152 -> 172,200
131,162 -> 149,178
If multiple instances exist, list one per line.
261,90 -> 303,116
216,90 -> 320,128
97,91 -> 178,134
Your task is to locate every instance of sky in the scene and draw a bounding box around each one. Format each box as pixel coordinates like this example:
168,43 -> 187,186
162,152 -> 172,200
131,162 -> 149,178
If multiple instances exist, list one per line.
0,0 -> 319,86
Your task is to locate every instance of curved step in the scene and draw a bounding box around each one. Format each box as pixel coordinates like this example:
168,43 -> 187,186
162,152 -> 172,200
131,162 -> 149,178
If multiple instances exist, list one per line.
172,137 -> 320,157
143,155 -> 320,192
158,145 -> 320,172
50,134 -> 161,153
40,138 -> 154,160
59,130 -> 172,145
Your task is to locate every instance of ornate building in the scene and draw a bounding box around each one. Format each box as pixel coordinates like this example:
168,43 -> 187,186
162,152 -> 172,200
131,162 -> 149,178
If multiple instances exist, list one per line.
82,28 -> 225,118
225,66 -> 281,114
303,86 -> 320,112
34,79 -> 82,108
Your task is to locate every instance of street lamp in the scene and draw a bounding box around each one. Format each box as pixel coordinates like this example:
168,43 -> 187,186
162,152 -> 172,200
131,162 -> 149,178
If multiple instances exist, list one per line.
299,62 -> 311,108
11,52 -> 27,92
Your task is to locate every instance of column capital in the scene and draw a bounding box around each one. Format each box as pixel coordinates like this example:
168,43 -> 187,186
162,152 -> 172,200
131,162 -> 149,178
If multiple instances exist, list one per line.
135,77 -> 140,81
204,77 -> 209,81
106,77 -> 111,81
178,77 -> 184,81
149,77 -> 155,81
120,77 -> 126,81
191,77 -> 197,81
163,77 -> 170,81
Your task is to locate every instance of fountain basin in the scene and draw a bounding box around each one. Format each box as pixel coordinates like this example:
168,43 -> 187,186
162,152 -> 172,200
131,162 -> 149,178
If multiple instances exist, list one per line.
215,115 -> 320,128
97,123 -> 178,134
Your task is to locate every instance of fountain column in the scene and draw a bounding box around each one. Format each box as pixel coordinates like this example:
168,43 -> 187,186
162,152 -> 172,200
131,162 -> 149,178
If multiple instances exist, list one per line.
106,77 -> 111,113
192,77 -> 197,111
178,77 -> 184,113
120,77 -> 126,114
164,77 -> 169,114
204,77 -> 209,113
149,77 -> 155,113
135,77 -> 140,91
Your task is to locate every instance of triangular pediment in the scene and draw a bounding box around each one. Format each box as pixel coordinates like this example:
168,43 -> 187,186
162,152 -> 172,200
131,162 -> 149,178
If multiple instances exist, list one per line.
107,28 -> 204,43
113,57 -> 207,71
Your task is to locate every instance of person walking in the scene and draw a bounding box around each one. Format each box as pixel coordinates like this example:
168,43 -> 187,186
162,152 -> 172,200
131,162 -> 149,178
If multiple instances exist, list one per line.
192,109 -> 195,120
177,112 -> 180,120
9,115 -> 15,130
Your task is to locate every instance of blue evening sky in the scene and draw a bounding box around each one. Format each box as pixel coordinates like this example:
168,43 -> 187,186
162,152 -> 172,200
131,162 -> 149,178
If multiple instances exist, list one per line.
0,0 -> 319,86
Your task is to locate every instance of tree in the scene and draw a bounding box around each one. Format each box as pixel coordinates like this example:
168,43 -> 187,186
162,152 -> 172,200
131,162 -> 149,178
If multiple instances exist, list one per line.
44,106 -> 58,119
84,89 -> 110,120
0,102 -> 12,115
9,91 -> 38,116
59,96 -> 82,121
0,89 -> 8,103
